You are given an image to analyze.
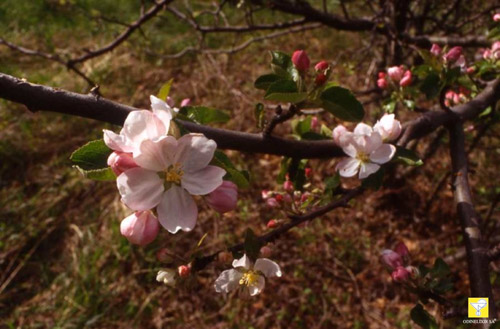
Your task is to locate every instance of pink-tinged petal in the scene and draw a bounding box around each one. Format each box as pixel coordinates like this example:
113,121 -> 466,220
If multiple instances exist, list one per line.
103,129 -> 132,153
174,134 -> 217,173
181,165 -> 226,195
353,123 -> 372,135
214,269 -> 243,294
150,95 -> 174,128
157,185 -> 198,233
133,136 -> 177,171
358,132 -> 383,154
359,163 -> 380,179
232,254 -> 252,269
370,144 -> 396,164
248,275 -> 266,296
254,258 -> 282,278
122,110 -> 167,147
336,158 -> 360,177
117,168 -> 164,210
120,211 -> 159,246
206,181 -> 238,213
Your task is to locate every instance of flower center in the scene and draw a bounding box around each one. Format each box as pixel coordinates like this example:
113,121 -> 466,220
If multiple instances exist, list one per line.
356,152 -> 370,163
239,271 -> 259,287
165,163 -> 184,184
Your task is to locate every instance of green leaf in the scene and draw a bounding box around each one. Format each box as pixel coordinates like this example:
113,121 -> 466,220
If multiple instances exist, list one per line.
420,73 -> 441,99
291,116 -> 312,136
324,174 -> 340,194
212,150 -> 250,188
254,103 -> 265,128
403,99 -> 415,110
270,51 -> 292,78
157,78 -> 174,101
70,139 -> 112,171
361,168 -> 385,190
243,228 -> 262,260
394,146 -> 423,166
181,106 -> 230,124
320,86 -> 364,122
75,166 -> 116,181
430,258 -> 450,278
277,157 -> 291,184
265,80 -> 308,103
383,99 -> 397,113
254,74 -> 284,90
410,304 -> 438,329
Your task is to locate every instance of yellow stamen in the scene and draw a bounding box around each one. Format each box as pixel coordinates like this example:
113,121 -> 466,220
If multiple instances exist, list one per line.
239,271 -> 259,287
165,163 -> 184,184
356,152 -> 370,163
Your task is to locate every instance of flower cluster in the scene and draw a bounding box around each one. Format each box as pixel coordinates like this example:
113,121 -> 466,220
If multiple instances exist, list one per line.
444,87 -> 470,107
291,50 -> 331,86
104,95 -> 237,246
377,66 -> 412,89
430,44 -> 467,71
334,114 -> 401,179
381,242 -> 418,282
481,41 -> 500,61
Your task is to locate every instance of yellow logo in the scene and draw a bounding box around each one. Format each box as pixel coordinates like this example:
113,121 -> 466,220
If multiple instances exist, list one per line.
468,298 -> 489,318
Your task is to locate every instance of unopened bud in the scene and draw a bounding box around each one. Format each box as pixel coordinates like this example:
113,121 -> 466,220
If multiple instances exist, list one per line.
305,167 -> 312,178
493,13 -> 500,22
314,60 -> 329,72
178,265 -> 191,277
266,197 -> 279,208
315,73 -> 327,85
399,70 -> 412,87
430,43 -> 442,56
391,266 -> 411,282
443,46 -> 463,63
267,219 -> 278,229
283,180 -> 294,192
292,50 -> 310,71
260,246 -> 272,258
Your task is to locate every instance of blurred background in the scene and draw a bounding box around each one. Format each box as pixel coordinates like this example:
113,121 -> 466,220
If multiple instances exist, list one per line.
1,1 -> 499,328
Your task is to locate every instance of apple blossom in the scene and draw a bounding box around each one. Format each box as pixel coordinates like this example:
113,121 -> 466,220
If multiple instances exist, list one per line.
332,124 -> 348,145
314,60 -> 329,72
283,180 -> 294,192
156,269 -> 176,286
387,66 -> 404,82
103,95 -> 176,153
206,181 -> 238,213
117,133 -> 225,233
214,254 -> 282,296
178,265 -> 191,277
430,43 -> 442,56
180,98 -> 191,107
494,13 -> 500,22
107,151 -> 138,175
399,70 -> 412,87
373,114 -> 402,142
381,250 -> 403,270
315,73 -> 327,85
120,211 -> 159,246
305,167 -> 312,178
311,116 -> 319,130
391,266 -> 410,282
394,241 -> 409,259
266,219 -> 278,228
377,76 -> 388,89
443,46 -> 463,62
336,123 -> 396,179
291,50 -> 310,71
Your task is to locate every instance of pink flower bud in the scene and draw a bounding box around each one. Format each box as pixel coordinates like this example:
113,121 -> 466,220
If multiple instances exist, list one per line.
283,180 -> 294,192
373,114 -> 401,142
260,246 -> 272,258
399,70 -> 412,87
378,72 -> 386,79
391,266 -> 410,282
332,125 -> 348,145
283,193 -> 292,203
292,50 -> 310,71
381,250 -> 403,270
315,73 -> 327,85
120,211 -> 159,246
206,181 -> 238,213
314,60 -> 329,72
430,43 -> 442,56
178,265 -> 191,277
387,66 -> 405,82
394,242 -> 409,258
300,192 -> 310,203
261,190 -> 271,200
466,66 -> 475,74
305,168 -> 312,178
377,78 -> 388,89
166,96 -> 175,107
266,198 -> 279,208
107,151 -> 138,175
275,194 -> 283,202
266,219 -> 278,229
180,98 -> 191,107
443,46 -> 463,63
494,13 -> 500,22
483,49 -> 492,60
311,116 -> 319,130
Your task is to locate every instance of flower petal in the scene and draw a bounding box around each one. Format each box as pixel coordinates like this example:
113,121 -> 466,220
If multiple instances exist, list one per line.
357,132 -> 383,154
354,123 -> 373,135
103,129 -> 132,153
150,95 -> 174,129
133,136 -> 177,171
117,168 -> 164,210
122,110 -> 167,147
232,254 -> 252,270
336,158 -> 360,177
174,134 -> 217,173
214,269 -> 243,294
359,163 -> 380,179
157,185 -> 198,233
181,165 -> 226,195
370,144 -> 396,164
248,275 -> 265,296
254,258 -> 282,278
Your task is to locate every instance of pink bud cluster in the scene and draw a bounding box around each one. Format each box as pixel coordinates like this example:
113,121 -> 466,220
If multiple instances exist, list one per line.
430,44 -> 467,71
381,242 -> 418,282
291,50 -> 331,86
444,87 -> 470,107
377,66 -> 412,89
481,41 -> 500,61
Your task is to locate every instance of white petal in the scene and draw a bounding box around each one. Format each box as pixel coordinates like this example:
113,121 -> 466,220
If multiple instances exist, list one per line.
157,185 -> 198,233
103,129 -> 132,153
336,158 -> 360,177
248,275 -> 265,296
150,95 -> 174,129
214,269 -> 243,294
370,144 -> 396,164
359,163 -> 380,179
232,254 -> 252,269
358,133 -> 383,154
117,168 -> 164,210
122,110 -> 167,147
353,123 -> 372,135
174,134 -> 217,173
181,165 -> 226,195
254,258 -> 282,278
133,136 -> 177,171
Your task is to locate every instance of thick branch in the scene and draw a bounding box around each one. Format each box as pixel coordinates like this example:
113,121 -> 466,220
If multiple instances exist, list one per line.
448,122 -> 496,322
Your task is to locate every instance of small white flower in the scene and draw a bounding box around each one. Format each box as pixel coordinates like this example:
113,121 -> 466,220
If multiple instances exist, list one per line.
156,269 -> 176,286
336,123 -> 396,179
214,254 -> 282,296
373,114 -> 402,142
